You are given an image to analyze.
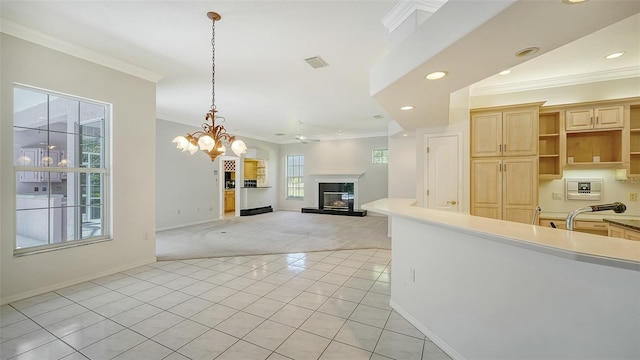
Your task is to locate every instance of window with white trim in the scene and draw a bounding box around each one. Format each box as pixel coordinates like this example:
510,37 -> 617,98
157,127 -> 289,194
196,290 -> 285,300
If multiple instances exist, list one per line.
13,85 -> 110,253
286,155 -> 304,199
372,148 -> 388,164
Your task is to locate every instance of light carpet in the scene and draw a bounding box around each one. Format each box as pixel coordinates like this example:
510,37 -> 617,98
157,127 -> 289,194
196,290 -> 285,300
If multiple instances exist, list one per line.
156,210 -> 390,260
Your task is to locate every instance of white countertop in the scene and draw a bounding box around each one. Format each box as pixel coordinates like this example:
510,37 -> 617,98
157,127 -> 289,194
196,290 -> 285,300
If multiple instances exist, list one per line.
363,198 -> 640,269
16,193 -> 64,198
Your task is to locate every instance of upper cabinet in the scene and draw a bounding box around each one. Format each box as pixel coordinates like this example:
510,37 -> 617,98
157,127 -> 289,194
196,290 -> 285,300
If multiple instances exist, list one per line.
471,104 -> 539,158
565,105 -> 624,131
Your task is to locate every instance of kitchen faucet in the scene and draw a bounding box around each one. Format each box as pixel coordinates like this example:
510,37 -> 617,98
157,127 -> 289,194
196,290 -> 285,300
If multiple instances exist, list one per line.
566,202 -> 627,231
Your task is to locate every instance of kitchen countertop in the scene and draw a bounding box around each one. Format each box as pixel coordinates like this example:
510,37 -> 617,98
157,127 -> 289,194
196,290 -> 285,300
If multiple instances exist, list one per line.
540,211 -> 640,222
364,198 -> 640,271
604,218 -> 640,231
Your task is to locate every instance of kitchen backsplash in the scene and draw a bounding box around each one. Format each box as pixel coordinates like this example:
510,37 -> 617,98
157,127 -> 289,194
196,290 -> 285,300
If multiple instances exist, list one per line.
539,169 -> 639,216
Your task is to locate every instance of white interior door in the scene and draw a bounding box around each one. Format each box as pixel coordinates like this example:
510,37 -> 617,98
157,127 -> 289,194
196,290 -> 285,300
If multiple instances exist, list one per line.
426,134 -> 461,211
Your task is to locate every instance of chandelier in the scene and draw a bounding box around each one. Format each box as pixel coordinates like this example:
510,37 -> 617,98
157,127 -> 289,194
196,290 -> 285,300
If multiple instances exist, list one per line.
172,11 -> 247,161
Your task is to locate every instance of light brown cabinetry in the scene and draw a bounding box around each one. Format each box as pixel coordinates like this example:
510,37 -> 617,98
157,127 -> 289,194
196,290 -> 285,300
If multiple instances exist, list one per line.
224,190 -> 235,212
471,157 -> 538,224
539,218 -> 609,236
608,224 -> 640,241
471,105 -> 539,158
565,105 -> 624,131
538,111 -> 564,179
630,104 -> 640,176
471,104 -> 539,224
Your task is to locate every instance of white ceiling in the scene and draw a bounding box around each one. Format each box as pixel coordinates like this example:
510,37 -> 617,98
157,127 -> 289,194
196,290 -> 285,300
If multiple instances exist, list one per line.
1,1 -> 639,144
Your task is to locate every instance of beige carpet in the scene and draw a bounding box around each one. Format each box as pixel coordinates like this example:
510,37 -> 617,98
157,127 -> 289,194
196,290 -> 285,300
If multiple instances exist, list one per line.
156,211 -> 390,260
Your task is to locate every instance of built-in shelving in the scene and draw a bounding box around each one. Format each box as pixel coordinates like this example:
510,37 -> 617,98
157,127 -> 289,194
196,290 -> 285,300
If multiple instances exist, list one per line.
565,129 -> 623,166
538,111 -> 562,179
630,105 -> 640,176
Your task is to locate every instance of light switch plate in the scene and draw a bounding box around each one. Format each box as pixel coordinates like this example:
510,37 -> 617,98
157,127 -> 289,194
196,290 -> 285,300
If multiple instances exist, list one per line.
552,192 -> 562,200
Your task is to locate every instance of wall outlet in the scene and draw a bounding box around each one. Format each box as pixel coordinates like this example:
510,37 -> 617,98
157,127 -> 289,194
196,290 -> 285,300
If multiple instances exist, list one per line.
631,193 -> 638,201
552,192 -> 562,200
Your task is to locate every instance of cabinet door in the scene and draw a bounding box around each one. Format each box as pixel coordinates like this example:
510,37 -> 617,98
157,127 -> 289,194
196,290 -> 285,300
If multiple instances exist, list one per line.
471,159 -> 502,220
471,112 -> 502,157
594,106 -> 624,129
503,109 -> 537,157
566,108 -> 594,131
626,230 -> 640,241
48,150 -> 62,182
502,157 -> 537,224
608,225 -> 625,239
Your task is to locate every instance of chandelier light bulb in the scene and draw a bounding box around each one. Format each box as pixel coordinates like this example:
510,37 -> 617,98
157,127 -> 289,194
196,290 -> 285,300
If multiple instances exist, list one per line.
231,139 -> 248,156
198,135 -> 216,151
187,142 -> 199,154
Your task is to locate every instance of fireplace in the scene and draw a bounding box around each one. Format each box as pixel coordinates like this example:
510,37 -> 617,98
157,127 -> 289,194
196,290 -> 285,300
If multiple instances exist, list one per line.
301,174 -> 366,216
319,182 -> 354,212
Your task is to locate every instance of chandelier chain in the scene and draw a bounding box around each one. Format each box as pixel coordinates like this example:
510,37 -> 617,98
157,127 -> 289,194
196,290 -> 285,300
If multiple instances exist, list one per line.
211,17 -> 216,112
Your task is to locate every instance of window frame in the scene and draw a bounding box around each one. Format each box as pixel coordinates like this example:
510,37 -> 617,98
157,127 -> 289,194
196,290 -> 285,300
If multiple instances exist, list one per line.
286,154 -> 304,200
372,148 -> 389,164
13,84 -> 111,256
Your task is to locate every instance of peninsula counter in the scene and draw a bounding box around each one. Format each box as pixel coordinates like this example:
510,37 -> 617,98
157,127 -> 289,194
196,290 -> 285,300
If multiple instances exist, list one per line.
362,198 -> 640,360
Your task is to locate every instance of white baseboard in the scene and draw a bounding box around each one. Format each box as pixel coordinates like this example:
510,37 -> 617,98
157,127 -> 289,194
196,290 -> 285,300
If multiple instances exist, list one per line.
390,299 -> 465,360
1,257 -> 157,305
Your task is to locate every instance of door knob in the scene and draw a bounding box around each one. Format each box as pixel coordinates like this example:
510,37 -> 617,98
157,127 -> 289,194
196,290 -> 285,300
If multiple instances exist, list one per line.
447,200 -> 457,205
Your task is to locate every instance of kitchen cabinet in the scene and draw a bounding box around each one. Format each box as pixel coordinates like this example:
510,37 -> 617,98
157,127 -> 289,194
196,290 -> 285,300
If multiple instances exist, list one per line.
18,148 -> 64,182
224,190 -> 235,212
539,218 -> 609,236
565,129 -> 623,166
565,105 -> 624,131
471,157 -> 538,224
608,224 -> 640,241
471,104 -> 539,158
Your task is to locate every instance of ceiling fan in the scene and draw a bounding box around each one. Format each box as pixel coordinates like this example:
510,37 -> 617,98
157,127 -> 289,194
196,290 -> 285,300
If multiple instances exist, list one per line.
294,121 -> 320,143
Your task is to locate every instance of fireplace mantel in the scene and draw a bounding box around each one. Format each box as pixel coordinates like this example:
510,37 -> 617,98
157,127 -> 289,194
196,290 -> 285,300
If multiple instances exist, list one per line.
312,174 -> 363,183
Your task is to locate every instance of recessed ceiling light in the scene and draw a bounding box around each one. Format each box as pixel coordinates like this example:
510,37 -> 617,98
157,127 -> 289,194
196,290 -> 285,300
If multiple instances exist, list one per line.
402,133 -> 408,137
400,106 -> 414,111
515,47 -> 539,57
563,0 -> 589,4
605,51 -> 625,59
499,69 -> 512,75
425,71 -> 448,80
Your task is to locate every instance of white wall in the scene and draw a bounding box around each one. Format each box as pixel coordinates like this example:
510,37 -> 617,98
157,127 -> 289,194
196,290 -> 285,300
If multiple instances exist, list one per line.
470,77 -> 640,109
388,136 -> 416,198
156,119 -> 221,230
1,34 -> 157,304
279,137 -> 388,212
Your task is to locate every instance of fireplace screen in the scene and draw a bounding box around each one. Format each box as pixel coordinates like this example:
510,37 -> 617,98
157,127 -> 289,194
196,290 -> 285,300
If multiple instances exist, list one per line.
323,192 -> 350,210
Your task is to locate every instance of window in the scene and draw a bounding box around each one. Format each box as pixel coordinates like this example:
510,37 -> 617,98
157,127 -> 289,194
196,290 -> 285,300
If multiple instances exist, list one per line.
372,149 -> 389,164
286,155 -> 304,199
13,85 -> 110,253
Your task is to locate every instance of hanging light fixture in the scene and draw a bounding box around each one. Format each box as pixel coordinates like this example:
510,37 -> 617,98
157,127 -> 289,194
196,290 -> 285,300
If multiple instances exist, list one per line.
172,11 -> 247,161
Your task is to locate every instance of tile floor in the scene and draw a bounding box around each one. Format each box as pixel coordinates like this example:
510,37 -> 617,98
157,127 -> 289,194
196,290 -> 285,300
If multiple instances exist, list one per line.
1,249 -> 452,360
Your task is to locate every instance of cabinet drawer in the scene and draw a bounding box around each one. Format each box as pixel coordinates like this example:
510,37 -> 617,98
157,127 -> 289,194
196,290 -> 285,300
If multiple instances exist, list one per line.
626,231 -> 640,241
574,221 -> 608,230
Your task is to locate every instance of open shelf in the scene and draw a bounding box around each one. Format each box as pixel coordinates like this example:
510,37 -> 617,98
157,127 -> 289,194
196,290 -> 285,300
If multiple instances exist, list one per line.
631,105 -> 640,176
538,111 -> 561,178
566,129 -> 622,164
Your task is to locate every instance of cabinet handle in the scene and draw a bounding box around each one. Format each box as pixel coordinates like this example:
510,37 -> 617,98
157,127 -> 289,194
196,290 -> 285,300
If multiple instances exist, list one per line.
590,116 -> 593,125
503,144 -> 507,152
499,163 -> 502,171
446,200 -> 457,205
595,116 -> 598,124
499,144 -> 502,153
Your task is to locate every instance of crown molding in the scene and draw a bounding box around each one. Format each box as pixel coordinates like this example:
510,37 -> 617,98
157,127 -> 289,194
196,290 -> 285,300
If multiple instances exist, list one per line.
0,18 -> 163,83
382,0 -> 446,34
470,66 -> 640,96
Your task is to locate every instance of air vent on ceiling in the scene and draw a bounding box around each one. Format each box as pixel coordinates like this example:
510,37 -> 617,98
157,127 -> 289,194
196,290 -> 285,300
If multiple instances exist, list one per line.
305,56 -> 329,69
